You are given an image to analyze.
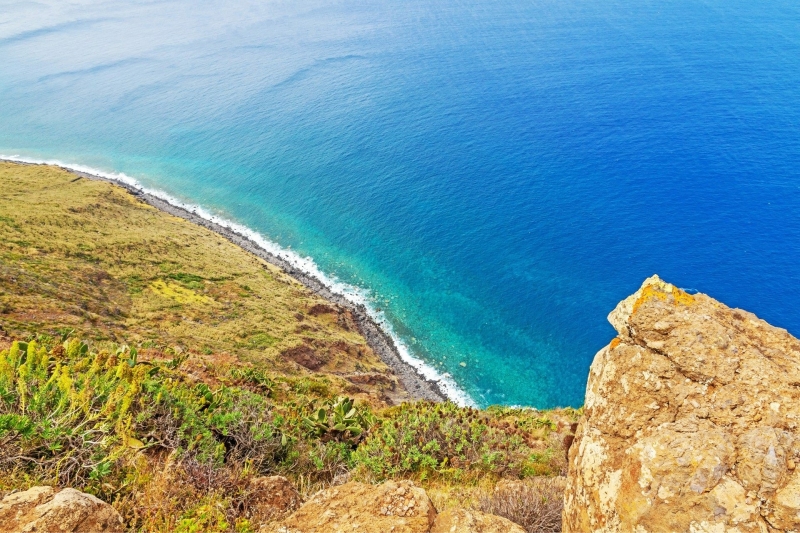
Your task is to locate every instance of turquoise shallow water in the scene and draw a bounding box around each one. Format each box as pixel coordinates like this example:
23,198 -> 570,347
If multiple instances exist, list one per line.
1,0 -> 799,407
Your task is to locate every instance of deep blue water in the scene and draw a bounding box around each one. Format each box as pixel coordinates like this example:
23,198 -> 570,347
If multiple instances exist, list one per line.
1,0 -> 799,408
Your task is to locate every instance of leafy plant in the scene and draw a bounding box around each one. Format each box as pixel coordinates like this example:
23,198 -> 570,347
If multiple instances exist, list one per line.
303,396 -> 376,445
175,500 -> 229,533
229,367 -> 273,394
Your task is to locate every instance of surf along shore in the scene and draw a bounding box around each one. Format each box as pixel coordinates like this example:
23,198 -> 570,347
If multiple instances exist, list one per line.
1,158 -> 447,403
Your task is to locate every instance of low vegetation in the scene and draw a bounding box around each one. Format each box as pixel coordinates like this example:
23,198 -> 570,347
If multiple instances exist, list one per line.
478,478 -> 564,533
0,163 -> 576,531
0,336 -> 574,531
353,401 -> 569,483
0,337 -> 359,529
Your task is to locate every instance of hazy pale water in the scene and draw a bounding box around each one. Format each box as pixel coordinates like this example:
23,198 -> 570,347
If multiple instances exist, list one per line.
2,0 -> 799,407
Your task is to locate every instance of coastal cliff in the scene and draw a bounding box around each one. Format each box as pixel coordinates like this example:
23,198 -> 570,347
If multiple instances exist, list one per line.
6,160 -> 798,532
0,162 -> 572,532
564,275 -> 800,532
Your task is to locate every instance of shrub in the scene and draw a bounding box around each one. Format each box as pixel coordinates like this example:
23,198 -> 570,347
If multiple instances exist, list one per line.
351,401 -> 561,483
175,498 -> 229,533
0,339 -> 151,486
0,334 -> 570,532
0,339 -> 282,491
477,477 -> 564,533
303,396 -> 376,445
269,397 -> 372,486
115,458 -> 288,532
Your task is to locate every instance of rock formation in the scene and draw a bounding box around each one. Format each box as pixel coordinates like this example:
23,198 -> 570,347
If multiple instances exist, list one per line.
268,479 -> 524,533
431,508 -> 526,533
0,486 -> 123,532
270,480 -> 436,533
563,275 -> 800,532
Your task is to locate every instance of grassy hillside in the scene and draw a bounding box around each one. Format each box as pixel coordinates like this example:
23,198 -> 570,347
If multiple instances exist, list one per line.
0,162 -> 400,404
0,163 -> 576,532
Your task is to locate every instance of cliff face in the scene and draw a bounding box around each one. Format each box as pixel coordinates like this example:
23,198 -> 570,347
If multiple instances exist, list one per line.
564,275 -> 800,532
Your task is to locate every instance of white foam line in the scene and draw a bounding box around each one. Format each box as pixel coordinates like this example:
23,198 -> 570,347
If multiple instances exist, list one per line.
2,153 -> 476,407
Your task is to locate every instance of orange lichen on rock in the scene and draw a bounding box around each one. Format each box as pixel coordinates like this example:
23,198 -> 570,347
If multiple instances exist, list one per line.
632,283 -> 694,315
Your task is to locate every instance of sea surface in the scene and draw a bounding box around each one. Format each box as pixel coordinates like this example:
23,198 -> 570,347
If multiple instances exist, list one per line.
1,0 -> 799,408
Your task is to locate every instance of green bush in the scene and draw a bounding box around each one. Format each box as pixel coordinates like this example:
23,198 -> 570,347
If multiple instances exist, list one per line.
175,499 -> 230,533
303,396 -> 376,445
352,401 -> 560,482
0,337 -> 379,498
0,339 -> 283,490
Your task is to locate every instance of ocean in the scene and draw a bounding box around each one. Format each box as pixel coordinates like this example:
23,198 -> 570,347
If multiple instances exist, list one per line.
1,0 -> 798,408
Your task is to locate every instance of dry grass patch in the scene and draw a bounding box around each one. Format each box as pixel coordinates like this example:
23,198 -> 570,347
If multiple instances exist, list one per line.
477,477 -> 564,533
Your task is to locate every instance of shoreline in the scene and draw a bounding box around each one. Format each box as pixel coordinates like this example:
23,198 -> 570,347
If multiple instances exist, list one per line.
2,158 -> 449,403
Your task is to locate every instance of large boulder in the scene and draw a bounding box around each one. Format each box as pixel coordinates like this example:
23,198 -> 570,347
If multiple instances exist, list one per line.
0,486 -> 123,532
270,480 -> 436,533
563,275 -> 800,532
431,508 -> 526,533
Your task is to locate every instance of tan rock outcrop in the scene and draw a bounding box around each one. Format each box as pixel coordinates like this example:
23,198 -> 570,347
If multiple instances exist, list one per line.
270,480 -> 436,533
563,275 -> 800,532
0,486 -> 123,532
431,508 -> 526,533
